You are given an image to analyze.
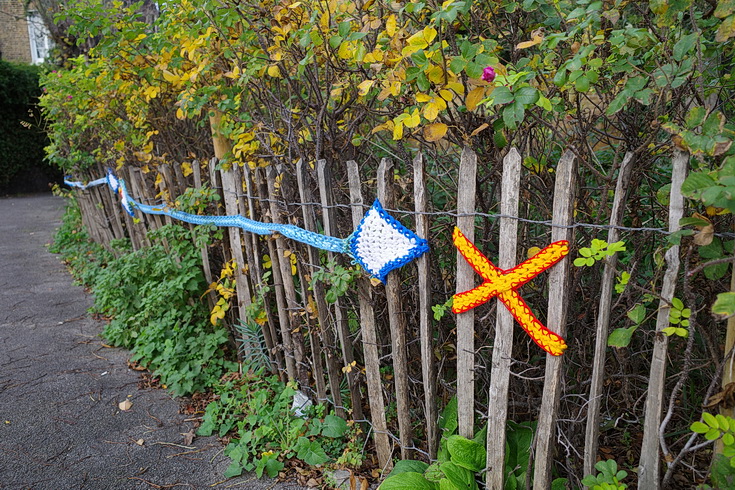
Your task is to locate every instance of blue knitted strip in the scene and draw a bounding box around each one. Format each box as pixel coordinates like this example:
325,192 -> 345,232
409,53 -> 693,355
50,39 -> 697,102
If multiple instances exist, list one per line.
67,171 -> 428,279
125,184 -> 348,253
64,176 -> 108,190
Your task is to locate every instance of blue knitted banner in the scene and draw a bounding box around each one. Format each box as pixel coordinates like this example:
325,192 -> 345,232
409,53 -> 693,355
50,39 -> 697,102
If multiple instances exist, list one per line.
64,170 -> 429,281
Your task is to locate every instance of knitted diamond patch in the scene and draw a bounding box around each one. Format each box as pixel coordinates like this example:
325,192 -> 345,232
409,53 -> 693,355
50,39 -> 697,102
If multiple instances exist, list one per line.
349,199 -> 429,283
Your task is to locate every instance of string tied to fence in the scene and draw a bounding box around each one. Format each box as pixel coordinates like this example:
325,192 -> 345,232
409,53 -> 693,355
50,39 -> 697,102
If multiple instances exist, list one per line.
64,170 -> 429,282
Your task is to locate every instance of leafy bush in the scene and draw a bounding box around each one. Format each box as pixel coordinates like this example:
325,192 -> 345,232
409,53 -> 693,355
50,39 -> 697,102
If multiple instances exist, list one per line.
52,202 -> 235,396
0,60 -> 56,194
197,370 -> 360,478
92,223 -> 235,395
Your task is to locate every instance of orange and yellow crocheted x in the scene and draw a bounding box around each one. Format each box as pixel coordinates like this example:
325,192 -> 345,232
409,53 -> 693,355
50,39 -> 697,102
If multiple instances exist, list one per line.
451,227 -> 569,356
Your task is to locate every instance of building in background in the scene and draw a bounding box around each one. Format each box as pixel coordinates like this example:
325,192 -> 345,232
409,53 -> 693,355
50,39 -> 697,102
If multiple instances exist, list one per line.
0,0 -> 52,64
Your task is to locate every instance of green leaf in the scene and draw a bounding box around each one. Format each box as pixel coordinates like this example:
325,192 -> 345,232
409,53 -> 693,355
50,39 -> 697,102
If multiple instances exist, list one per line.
713,292 -> 735,318
682,172 -> 717,199
685,106 -> 707,129
380,472 -> 438,490
704,412 -> 720,429
707,428 -> 722,441
387,460 -> 431,478
295,437 -> 329,465
716,0 -> 735,18
671,297 -> 684,310
627,304 -> 646,324
491,86 -> 514,105
447,435 -> 486,472
691,421 -> 709,434
424,463 -> 445,483
608,326 -> 638,348
321,414 -> 347,437
514,86 -> 539,106
673,33 -> 697,61
224,461 -> 244,478
440,461 -> 474,489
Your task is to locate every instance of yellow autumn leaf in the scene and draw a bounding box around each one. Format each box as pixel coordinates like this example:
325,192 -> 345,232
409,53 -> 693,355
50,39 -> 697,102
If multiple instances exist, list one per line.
470,123 -> 490,137
527,246 -> 541,259
358,79 -> 375,96
405,109 -> 421,128
424,122 -> 448,142
515,31 -> 544,50
426,65 -> 444,84
181,162 -> 193,177
466,86 -> 486,112
386,14 -> 397,37
162,69 -> 179,84
267,65 -> 281,77
439,89 -> 453,101
393,120 -> 404,140
416,92 -> 433,103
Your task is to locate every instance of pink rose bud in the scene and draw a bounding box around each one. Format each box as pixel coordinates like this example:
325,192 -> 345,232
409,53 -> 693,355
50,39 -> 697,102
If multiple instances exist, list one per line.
482,66 -> 496,83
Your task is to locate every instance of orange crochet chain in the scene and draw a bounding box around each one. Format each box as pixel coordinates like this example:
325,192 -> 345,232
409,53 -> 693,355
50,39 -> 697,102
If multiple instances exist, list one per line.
451,227 -> 569,356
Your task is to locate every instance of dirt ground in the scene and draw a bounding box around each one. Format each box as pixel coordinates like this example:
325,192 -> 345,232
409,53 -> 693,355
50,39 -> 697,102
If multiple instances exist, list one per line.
0,194 -> 308,489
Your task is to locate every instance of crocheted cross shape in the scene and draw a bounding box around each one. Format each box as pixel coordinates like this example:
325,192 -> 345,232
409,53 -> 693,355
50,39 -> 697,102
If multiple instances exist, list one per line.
349,199 -> 429,283
451,227 -> 569,356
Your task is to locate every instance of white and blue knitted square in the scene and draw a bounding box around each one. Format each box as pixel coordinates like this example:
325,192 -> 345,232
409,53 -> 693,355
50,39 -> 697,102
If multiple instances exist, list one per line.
106,169 -> 119,193
117,179 -> 135,217
350,199 -> 429,283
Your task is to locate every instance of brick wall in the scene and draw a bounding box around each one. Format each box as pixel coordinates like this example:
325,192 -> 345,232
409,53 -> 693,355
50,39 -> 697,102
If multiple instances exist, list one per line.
0,0 -> 32,63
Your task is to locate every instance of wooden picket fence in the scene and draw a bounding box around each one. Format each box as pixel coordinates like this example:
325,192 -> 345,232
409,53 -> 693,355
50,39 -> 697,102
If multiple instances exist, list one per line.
71,144 -> 688,489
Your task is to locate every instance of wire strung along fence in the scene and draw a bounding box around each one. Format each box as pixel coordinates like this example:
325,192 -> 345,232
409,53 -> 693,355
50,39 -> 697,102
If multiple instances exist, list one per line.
69,141 -> 699,488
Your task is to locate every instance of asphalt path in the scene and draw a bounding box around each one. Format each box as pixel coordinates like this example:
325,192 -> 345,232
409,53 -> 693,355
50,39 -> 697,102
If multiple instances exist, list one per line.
0,194 -> 307,490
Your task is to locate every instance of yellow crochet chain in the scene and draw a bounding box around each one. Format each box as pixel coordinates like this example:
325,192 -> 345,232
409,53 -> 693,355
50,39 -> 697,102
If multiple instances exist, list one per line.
452,227 -> 569,356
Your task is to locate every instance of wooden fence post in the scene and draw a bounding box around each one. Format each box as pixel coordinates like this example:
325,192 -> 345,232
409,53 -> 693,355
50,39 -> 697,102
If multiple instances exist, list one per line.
244,165 -> 284,375
583,152 -> 634,477
266,165 -> 309,388
455,147 -> 478,440
638,150 -> 688,489
377,157 -> 413,460
486,147 -> 522,490
220,164 -> 254,357
532,150 -> 577,489
317,159 -> 364,423
295,159 -> 341,412
414,151 -> 438,458
347,159 -> 393,472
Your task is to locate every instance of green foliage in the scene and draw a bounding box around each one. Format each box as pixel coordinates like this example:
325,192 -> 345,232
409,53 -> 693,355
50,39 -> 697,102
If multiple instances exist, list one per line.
608,304 -> 646,348
199,372 -> 359,478
0,60 -> 53,193
310,261 -> 360,303
581,460 -> 628,489
691,412 -> 735,486
574,240 -> 626,267
91,224 -> 235,395
51,200 -> 234,396
662,297 -> 691,338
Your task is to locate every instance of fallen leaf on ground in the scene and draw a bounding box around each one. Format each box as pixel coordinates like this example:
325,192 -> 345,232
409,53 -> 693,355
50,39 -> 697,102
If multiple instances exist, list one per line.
119,399 -> 133,411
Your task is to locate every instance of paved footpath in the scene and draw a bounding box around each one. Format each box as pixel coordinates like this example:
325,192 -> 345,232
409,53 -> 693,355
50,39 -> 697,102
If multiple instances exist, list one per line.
0,194 -> 306,490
